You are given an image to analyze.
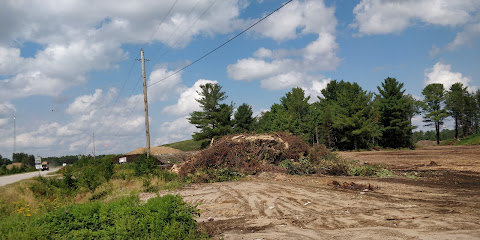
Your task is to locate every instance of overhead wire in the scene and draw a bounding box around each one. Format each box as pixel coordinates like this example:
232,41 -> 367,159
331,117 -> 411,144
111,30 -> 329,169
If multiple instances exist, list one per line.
148,0 -> 294,88
148,0 -> 202,63
152,0 -> 218,62
94,0 -> 180,154
103,0 -> 293,154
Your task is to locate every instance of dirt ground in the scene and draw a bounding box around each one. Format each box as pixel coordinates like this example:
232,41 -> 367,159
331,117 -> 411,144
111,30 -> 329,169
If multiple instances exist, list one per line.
143,145 -> 480,239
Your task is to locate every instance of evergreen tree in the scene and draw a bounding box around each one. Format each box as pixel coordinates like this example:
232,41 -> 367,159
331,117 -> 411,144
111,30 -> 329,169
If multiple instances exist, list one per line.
280,87 -> 311,138
319,80 -> 379,150
188,83 -> 233,147
234,103 -> 254,133
422,83 -> 448,145
446,82 -> 468,139
376,77 -> 414,148
475,90 -> 480,133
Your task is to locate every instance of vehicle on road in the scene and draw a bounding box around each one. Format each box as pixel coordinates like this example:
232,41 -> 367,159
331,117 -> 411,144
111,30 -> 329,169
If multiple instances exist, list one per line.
41,161 -> 49,171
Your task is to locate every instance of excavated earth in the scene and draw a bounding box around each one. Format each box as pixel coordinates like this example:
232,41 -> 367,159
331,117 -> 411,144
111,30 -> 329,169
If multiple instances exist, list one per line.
142,145 -> 480,239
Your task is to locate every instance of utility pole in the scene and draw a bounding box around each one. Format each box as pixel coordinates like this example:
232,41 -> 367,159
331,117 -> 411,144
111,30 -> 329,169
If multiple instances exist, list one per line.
93,132 -> 96,161
138,49 -> 151,157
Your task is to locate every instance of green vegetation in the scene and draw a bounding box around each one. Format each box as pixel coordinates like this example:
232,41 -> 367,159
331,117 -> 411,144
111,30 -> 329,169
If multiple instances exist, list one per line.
376,77 -> 416,148
456,133 -> 480,145
188,83 -> 234,148
422,83 -> 449,145
162,139 -> 203,151
186,80 -> 480,151
0,194 -> 206,240
0,154 -> 207,239
0,153 -> 37,176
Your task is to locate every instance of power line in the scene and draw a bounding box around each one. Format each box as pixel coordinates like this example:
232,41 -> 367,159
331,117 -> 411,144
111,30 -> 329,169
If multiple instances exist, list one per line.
147,0 -> 179,43
105,0 -> 293,154
153,0 -> 217,61
104,0 -> 179,119
149,0 -> 202,63
148,0 -> 294,88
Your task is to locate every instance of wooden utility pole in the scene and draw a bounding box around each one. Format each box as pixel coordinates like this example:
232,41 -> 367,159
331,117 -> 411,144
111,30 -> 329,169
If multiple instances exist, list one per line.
140,49 -> 151,157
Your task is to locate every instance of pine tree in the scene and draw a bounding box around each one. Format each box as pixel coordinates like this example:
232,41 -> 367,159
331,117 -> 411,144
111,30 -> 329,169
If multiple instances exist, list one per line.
234,103 -> 253,133
422,83 -> 448,145
446,82 -> 468,139
188,83 -> 233,147
319,80 -> 379,150
376,77 -> 414,148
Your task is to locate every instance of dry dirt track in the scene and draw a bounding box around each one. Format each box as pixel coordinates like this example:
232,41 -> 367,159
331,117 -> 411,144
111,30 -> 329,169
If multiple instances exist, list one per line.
144,145 -> 480,239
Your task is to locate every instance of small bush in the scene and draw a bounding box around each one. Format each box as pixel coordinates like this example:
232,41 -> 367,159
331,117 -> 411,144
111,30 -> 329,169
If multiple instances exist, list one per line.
134,155 -> 157,176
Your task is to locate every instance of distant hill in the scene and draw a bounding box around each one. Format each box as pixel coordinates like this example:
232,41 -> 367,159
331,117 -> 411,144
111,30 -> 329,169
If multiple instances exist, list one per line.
161,139 -> 202,152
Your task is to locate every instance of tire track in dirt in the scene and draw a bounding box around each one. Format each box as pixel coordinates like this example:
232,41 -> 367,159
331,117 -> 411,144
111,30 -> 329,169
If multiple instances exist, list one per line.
149,172 -> 480,239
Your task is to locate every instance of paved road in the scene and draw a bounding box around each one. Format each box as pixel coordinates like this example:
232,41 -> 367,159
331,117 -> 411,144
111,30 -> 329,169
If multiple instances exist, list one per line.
0,167 -> 61,187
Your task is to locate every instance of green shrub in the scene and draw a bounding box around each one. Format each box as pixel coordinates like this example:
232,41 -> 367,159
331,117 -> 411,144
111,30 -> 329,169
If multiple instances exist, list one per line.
0,195 -> 207,240
77,166 -> 102,192
134,155 -> 157,176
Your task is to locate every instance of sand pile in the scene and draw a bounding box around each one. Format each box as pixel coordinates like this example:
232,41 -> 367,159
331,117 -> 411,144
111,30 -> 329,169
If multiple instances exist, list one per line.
126,146 -> 182,155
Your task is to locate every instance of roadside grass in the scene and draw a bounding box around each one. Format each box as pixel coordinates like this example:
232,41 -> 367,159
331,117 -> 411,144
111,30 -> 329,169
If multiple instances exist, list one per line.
162,139 -> 202,152
456,133 -> 480,145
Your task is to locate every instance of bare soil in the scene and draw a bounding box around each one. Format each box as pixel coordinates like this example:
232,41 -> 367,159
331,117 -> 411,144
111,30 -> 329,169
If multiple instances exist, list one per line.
143,145 -> 480,239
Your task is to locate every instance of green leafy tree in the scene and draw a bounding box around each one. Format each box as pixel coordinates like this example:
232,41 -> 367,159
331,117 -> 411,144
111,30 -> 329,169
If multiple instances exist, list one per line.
376,77 -> 415,148
188,83 -> 233,147
234,103 -> 254,133
422,83 -> 448,145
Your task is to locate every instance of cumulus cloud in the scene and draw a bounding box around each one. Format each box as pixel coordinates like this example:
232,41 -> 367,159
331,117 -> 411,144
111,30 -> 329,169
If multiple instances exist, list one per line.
147,67 -> 184,102
424,62 -> 475,91
0,0 -> 245,101
352,0 -> 479,35
227,0 -> 337,96
153,116 -> 197,145
0,87 -> 147,156
162,79 -> 217,116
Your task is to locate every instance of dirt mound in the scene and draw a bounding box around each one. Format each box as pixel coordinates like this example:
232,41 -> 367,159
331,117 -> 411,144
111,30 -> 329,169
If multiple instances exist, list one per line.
126,146 -> 182,155
6,162 -> 22,170
178,133 -> 309,176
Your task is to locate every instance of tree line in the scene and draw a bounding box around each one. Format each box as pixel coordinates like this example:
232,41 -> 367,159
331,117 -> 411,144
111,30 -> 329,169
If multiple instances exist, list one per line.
188,79 -> 480,150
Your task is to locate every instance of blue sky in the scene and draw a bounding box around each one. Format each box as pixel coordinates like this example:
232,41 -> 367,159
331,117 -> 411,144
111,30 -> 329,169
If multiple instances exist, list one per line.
1,0 -> 479,158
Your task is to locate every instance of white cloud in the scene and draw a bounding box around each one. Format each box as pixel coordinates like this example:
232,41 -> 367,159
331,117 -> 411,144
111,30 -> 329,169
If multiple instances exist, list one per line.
0,88 -> 147,156
147,67 -> 184,102
424,62 -> 475,91
352,0 -> 479,35
0,40 -> 126,101
447,21 -> 480,50
162,79 -> 217,116
153,116 -> 197,145
227,0 -> 338,93
0,0 -> 245,102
